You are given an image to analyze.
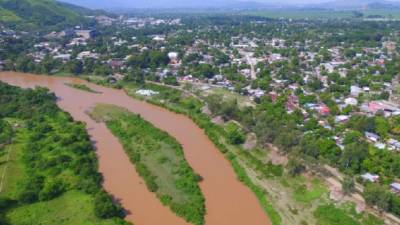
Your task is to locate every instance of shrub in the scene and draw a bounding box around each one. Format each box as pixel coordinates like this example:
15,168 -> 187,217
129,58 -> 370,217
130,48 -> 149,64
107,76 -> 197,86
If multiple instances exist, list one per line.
94,191 -> 123,219
39,179 -> 66,201
225,122 -> 245,145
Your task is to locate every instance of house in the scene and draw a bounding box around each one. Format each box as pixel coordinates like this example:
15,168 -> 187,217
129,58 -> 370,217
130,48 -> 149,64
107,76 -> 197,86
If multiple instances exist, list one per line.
269,92 -> 278,102
247,88 -> 265,98
365,132 -> 380,142
168,52 -> 179,64
323,63 -> 335,73
58,29 -> 75,38
152,35 -> 165,42
112,73 -> 125,81
75,30 -> 96,40
374,142 -> 386,150
285,95 -> 299,112
361,173 -> 379,183
350,85 -> 362,97
136,89 -> 159,96
108,59 -> 124,69
366,101 -> 400,114
213,74 -> 224,82
77,51 -> 99,60
114,39 -> 127,46
53,54 -> 71,62
240,69 -> 252,78
44,30 -> 73,39
318,104 -> 330,116
345,97 -> 358,106
387,139 -> 400,151
335,115 -> 350,123
95,15 -> 115,26
268,53 -> 284,62
391,183 -> 400,194
179,75 -> 198,83
383,41 -> 396,52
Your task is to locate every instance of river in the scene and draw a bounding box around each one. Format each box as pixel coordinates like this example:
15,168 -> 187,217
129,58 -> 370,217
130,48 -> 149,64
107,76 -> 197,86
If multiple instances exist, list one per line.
0,72 -> 271,225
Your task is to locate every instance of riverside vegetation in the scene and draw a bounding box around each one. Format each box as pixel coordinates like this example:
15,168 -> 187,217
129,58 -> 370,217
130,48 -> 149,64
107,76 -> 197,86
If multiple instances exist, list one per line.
0,82 -> 129,225
92,77 -> 384,225
89,104 -> 205,225
96,80 -> 283,225
65,83 -> 101,93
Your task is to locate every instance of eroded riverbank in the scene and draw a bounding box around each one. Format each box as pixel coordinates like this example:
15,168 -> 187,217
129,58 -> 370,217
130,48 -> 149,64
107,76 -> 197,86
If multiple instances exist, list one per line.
0,72 -> 271,225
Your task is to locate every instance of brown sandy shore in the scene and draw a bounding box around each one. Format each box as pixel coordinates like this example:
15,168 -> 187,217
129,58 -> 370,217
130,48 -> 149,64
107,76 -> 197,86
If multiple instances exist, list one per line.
0,72 -> 271,225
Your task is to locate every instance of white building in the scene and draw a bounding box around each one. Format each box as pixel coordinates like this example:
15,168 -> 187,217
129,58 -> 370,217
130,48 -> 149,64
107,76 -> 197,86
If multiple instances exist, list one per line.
365,132 -> 380,143
361,173 -> 379,182
77,51 -> 99,60
350,86 -> 362,97
391,183 -> 400,193
136,89 -> 159,96
344,97 -> 358,106
335,115 -> 350,123
53,54 -> 71,61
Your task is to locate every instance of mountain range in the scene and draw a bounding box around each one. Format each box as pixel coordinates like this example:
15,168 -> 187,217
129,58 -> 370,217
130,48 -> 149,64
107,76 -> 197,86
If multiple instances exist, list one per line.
311,0 -> 400,9
57,0 -> 400,10
1,0 -> 399,30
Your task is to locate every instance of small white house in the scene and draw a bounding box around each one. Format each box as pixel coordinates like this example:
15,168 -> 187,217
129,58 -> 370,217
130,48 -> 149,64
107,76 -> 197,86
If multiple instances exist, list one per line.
152,35 -> 165,41
168,52 -> 178,60
53,54 -> 71,61
391,183 -> 400,193
136,89 -> 159,96
350,86 -> 362,97
344,97 -> 358,106
361,173 -> 379,183
365,132 -> 380,143
374,142 -> 386,150
335,115 -> 350,123
387,139 -> 400,151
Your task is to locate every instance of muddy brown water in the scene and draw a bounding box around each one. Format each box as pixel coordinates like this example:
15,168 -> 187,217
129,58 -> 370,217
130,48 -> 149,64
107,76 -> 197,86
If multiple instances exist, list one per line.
0,72 -> 271,225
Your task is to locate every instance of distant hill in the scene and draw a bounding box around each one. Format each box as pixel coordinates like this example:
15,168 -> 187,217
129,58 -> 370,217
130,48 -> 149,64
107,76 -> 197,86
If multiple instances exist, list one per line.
0,0 -> 89,29
60,0 -> 229,9
313,0 -> 400,10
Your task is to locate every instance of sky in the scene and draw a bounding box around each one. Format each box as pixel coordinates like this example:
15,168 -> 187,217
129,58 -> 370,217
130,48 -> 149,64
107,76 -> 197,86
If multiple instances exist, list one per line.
60,0 -> 400,9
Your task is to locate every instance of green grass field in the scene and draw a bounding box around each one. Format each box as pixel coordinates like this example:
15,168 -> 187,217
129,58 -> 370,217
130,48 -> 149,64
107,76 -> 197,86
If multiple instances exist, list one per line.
7,191 -> 123,225
292,177 -> 327,204
314,204 -> 360,225
0,143 -> 24,200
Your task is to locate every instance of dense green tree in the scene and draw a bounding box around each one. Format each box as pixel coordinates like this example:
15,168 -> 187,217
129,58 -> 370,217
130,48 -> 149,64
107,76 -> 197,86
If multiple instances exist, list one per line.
225,123 -> 245,145
342,177 -> 355,195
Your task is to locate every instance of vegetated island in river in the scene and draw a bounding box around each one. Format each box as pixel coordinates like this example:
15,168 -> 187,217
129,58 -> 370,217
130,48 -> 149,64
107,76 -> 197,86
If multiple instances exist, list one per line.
89,104 -> 205,225
0,82 -> 129,225
65,82 -> 101,94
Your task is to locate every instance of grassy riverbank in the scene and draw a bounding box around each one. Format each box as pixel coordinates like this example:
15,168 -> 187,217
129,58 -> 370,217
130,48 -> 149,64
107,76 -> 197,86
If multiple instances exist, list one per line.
89,104 -> 205,225
0,82 -> 128,225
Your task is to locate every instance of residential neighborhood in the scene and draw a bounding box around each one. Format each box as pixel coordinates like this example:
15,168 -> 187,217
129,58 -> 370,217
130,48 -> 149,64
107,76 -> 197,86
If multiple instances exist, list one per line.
3,2 -> 400,224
